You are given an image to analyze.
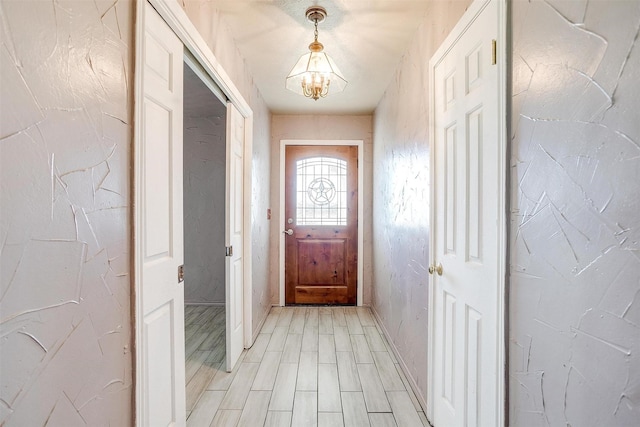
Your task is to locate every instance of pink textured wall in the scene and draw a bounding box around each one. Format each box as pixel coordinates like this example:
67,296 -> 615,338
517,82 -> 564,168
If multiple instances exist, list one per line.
1,0 -> 271,424
509,0 -> 640,424
1,0 -> 134,424
371,0 -> 471,408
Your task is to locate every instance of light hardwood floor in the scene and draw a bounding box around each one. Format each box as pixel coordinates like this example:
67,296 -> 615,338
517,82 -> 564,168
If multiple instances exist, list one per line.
185,306 -> 430,427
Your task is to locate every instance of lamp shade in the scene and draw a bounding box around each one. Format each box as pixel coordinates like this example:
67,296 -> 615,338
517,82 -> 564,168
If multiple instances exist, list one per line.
285,50 -> 347,99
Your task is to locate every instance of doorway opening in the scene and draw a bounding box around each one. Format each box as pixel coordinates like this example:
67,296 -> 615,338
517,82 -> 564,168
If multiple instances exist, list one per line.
182,61 -> 227,411
133,1 -> 254,423
279,140 -> 364,306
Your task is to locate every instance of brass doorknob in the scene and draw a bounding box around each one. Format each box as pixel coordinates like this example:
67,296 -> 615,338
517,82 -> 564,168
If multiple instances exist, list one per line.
428,263 -> 443,276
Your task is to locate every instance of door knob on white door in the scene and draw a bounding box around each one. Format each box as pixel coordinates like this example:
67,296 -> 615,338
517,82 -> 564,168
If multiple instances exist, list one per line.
429,263 -> 443,276
283,229 -> 293,236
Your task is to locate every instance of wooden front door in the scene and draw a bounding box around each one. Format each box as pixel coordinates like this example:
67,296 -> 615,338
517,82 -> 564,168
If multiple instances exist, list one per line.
285,145 -> 358,305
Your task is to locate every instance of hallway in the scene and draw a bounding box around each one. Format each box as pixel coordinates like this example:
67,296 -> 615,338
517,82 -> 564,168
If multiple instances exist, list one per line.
186,306 -> 428,426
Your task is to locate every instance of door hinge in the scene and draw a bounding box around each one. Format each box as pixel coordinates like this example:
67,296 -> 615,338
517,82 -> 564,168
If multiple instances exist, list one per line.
225,246 -> 233,257
178,265 -> 185,283
491,39 -> 497,65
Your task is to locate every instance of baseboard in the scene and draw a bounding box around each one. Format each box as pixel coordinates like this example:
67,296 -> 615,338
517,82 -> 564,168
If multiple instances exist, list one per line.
185,301 -> 225,306
251,305 -> 272,343
370,306 -> 429,414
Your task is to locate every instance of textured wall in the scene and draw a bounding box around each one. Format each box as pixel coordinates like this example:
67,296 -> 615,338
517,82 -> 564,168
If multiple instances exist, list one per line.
249,88 -> 272,330
0,0 -> 134,425
178,0 -> 273,334
183,100 -> 226,304
270,115 -> 374,305
0,0 -> 272,424
509,0 -> 640,425
371,0 -> 471,407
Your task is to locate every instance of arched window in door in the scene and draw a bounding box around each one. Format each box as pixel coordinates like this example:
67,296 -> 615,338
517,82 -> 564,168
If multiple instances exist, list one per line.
296,157 -> 347,226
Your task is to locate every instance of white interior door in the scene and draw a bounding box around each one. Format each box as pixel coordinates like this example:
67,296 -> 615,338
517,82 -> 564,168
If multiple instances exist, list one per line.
225,102 -> 244,371
431,0 -> 502,426
138,2 -> 186,425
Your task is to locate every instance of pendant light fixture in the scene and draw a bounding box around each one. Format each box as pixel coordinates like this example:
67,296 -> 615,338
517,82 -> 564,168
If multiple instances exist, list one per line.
285,6 -> 347,100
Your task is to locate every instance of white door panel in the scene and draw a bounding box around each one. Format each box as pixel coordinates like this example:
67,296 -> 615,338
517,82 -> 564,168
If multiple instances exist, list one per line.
226,102 -> 244,372
431,0 -> 501,426
139,2 -> 186,425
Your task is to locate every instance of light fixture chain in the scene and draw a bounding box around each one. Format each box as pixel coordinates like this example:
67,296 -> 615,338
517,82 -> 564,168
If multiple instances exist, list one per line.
314,19 -> 318,42
285,5 -> 346,100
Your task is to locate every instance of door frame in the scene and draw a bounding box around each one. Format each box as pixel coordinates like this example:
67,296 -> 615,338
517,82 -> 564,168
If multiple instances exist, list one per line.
426,0 -> 507,423
278,140 -> 364,306
133,0 -> 254,424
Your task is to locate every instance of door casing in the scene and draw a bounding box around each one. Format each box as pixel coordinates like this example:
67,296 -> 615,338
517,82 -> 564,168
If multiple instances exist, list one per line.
427,0 -> 507,424
279,140 -> 364,306
133,0 -> 254,424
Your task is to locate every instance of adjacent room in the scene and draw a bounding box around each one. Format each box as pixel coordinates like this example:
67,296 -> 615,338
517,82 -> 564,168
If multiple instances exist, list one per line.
182,61 -> 228,410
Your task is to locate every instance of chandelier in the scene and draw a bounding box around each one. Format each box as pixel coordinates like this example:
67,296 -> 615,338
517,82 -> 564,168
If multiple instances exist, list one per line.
285,6 -> 347,100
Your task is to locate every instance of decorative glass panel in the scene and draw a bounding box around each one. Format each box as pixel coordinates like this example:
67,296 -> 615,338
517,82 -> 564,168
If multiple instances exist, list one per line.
296,157 -> 347,226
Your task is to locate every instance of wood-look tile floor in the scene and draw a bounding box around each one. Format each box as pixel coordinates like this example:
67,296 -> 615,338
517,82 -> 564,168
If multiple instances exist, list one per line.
185,305 -> 226,413
186,306 -> 430,427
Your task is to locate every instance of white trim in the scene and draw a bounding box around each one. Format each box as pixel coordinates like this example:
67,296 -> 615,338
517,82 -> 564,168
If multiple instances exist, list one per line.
427,48 -> 436,420
427,0 -> 507,424
183,50 -> 227,105
370,306 -> 428,411
496,0 -> 508,421
146,0 -> 251,116
133,3 -> 145,425
134,1 -> 255,423
278,139 -> 364,307
251,302 -> 270,343
242,116 -> 253,348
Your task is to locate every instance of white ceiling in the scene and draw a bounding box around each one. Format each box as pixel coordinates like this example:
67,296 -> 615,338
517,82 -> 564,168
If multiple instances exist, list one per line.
210,1 -> 433,114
